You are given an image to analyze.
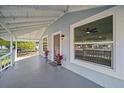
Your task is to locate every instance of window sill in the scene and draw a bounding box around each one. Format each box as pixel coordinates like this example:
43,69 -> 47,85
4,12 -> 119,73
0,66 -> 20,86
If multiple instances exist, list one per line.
70,59 -> 124,81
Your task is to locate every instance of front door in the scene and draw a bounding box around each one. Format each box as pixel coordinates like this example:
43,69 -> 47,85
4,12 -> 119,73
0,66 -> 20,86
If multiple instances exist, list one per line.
53,34 -> 60,61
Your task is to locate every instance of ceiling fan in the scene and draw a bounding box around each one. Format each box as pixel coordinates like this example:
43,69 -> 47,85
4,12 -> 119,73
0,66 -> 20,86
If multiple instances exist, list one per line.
82,27 -> 97,34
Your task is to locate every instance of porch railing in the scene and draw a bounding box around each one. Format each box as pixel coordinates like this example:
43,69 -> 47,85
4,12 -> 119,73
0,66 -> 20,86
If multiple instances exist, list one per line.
0,52 -> 11,72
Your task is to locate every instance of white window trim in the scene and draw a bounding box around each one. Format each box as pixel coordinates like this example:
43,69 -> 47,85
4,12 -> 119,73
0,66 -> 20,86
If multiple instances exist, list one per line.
51,31 -> 62,61
69,8 -> 124,80
41,35 -> 48,53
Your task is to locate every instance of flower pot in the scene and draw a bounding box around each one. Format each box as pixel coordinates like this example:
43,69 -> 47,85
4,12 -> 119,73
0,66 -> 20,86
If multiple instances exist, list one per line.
57,64 -> 62,70
44,57 -> 48,63
5,63 -> 8,66
2,65 -> 4,69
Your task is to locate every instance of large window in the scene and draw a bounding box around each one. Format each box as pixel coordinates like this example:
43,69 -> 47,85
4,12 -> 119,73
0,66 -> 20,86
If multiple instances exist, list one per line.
74,15 -> 113,67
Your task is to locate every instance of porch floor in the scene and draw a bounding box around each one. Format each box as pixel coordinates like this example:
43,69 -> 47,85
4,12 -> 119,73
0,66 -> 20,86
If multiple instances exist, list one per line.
0,55 -> 102,88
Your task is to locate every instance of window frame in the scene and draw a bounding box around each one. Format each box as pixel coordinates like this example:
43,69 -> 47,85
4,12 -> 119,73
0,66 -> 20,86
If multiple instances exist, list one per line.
41,35 -> 48,52
70,10 -> 116,74
74,42 -> 113,68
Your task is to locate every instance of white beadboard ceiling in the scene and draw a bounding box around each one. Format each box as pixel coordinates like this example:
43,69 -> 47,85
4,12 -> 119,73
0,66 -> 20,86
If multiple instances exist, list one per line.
0,5 -> 103,41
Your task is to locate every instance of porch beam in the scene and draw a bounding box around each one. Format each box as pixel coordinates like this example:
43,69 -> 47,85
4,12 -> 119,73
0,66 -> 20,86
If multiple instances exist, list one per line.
16,38 -> 39,41
0,16 -> 58,22
0,22 -> 11,34
8,23 -> 49,30
0,26 -> 46,34
0,5 -> 66,12
6,19 -> 53,25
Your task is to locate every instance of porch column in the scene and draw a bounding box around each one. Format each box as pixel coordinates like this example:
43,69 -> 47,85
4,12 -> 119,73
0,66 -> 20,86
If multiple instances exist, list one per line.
15,41 -> 17,62
10,35 -> 13,66
39,40 -> 41,55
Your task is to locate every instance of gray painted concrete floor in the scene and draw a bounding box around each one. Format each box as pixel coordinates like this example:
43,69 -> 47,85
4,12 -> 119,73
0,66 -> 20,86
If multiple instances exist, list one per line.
0,55 -> 102,88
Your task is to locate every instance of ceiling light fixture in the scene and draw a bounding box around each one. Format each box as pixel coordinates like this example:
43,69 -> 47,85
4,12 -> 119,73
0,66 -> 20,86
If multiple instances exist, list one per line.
86,31 -> 90,34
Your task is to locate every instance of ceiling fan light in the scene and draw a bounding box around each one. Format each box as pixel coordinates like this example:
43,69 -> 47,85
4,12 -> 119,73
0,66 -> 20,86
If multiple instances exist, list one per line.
86,31 -> 90,34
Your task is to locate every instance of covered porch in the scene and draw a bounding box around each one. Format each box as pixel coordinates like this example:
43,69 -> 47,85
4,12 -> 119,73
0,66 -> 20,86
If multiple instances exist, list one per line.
1,5 -> 124,88
0,55 -> 101,88
0,5 -> 104,88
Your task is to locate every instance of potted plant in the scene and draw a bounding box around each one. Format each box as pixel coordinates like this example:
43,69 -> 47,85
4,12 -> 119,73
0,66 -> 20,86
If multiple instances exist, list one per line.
55,53 -> 63,70
44,49 -> 49,63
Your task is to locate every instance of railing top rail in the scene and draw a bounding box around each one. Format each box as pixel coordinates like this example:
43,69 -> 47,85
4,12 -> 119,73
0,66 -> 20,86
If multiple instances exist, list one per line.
0,52 -> 11,60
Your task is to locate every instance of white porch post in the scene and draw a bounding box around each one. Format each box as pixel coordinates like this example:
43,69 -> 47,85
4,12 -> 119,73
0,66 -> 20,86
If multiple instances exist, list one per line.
10,35 -> 13,66
15,41 -> 17,61
39,40 -> 41,55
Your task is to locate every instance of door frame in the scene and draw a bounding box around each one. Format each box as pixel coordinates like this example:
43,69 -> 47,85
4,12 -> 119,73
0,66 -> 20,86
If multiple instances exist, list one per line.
51,31 -> 62,61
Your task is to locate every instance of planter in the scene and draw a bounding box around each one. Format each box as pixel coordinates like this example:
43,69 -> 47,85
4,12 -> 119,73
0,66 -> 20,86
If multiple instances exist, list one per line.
44,57 -> 48,63
5,64 -> 8,66
44,50 -> 49,63
57,64 -> 62,70
2,65 -> 4,69
57,64 -> 62,66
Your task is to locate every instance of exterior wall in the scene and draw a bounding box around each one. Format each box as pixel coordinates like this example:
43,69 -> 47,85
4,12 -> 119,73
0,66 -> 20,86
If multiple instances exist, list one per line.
40,6 -> 124,87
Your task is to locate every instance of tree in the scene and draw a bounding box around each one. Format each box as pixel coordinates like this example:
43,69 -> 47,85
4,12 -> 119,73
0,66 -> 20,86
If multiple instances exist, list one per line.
17,41 -> 36,51
0,38 -> 10,48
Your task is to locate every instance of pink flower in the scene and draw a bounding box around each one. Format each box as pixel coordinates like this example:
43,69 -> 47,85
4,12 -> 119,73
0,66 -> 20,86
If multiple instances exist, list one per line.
55,53 -> 63,64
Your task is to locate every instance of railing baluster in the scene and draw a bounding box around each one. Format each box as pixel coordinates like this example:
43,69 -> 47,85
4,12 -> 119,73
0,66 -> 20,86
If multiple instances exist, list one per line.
0,52 -> 11,72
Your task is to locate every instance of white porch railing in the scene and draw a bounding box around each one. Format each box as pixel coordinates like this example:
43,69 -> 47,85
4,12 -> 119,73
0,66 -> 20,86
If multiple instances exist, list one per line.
0,22 -> 14,72
0,52 -> 12,72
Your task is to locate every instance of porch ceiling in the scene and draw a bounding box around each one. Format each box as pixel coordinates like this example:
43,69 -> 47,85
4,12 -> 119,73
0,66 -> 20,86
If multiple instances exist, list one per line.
0,5 -> 103,41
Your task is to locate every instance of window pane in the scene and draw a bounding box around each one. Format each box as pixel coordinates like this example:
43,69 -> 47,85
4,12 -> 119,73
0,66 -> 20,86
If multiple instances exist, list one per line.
74,15 -> 113,42
74,43 -> 112,67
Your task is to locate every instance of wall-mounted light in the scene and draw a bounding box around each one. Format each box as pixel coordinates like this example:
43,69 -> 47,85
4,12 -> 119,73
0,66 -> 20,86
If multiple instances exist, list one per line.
61,34 -> 65,40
